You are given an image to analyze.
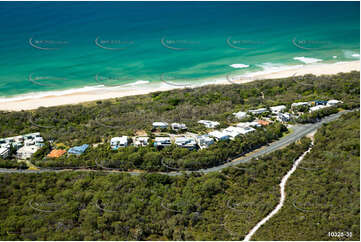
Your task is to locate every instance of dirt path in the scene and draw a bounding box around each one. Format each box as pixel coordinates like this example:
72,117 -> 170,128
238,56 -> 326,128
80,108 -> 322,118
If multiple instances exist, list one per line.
243,140 -> 314,241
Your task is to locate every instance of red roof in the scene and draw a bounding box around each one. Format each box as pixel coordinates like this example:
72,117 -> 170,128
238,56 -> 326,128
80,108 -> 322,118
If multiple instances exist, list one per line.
47,149 -> 66,158
257,120 -> 270,126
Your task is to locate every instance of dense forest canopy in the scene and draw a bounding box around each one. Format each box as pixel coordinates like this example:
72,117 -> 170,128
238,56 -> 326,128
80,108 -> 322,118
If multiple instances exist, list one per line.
0,110 -> 359,240
253,111 -> 360,240
0,138 -> 311,240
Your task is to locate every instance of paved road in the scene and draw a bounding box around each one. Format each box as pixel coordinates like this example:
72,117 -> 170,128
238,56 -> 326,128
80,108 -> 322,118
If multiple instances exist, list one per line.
0,110 -> 355,176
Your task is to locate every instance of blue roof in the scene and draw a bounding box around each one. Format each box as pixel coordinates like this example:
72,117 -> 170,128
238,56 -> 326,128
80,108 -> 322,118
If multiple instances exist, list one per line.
68,144 -> 89,155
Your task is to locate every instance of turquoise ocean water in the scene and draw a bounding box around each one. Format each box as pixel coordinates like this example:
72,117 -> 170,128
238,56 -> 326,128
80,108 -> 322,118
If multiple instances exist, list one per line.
0,1 -> 359,99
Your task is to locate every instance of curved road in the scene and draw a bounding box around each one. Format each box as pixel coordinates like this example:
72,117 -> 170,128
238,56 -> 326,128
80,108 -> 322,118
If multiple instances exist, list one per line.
0,110 -> 354,176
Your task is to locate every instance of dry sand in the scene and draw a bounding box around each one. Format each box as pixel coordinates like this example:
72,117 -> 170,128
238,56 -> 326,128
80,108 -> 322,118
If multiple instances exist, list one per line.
0,60 -> 359,112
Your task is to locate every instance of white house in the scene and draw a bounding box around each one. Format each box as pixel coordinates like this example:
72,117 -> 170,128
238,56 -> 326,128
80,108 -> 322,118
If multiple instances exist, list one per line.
133,137 -> 149,147
0,143 -> 10,149
327,100 -> 342,106
14,136 -> 24,143
110,136 -> 128,149
25,140 -> 35,146
174,137 -> 197,150
236,121 -> 261,128
291,102 -> 309,108
277,112 -> 291,122
248,108 -> 268,115
35,137 -> 44,144
0,133 -> 45,160
196,135 -> 214,149
310,105 -> 327,112
5,138 -> 15,144
0,147 -> 9,159
208,130 -> 230,141
16,146 -> 39,160
154,137 -> 172,147
233,111 -> 247,120
152,122 -> 168,129
270,105 -> 286,114
198,120 -> 220,128
171,123 -> 187,131
223,126 -> 255,139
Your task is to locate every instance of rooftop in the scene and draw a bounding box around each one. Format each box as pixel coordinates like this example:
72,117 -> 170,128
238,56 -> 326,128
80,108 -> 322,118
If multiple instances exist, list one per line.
47,149 -> 67,158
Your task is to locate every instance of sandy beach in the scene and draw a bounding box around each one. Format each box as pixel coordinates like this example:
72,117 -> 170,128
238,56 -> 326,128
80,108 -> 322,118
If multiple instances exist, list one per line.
0,60 -> 359,112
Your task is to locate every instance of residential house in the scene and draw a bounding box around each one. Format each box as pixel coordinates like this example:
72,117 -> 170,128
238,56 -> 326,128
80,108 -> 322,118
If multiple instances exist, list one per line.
257,120 -> 270,126
154,137 -> 172,147
198,120 -> 220,128
277,112 -> 291,122
47,149 -> 67,158
196,135 -> 214,149
310,105 -> 327,112
152,122 -> 168,129
171,123 -> 187,131
223,126 -> 255,139
313,100 -> 328,106
233,111 -> 247,120
248,108 -> 268,115
16,146 -> 39,159
270,105 -> 286,114
0,147 -> 9,159
174,137 -> 197,150
110,136 -> 128,149
68,144 -> 89,155
236,122 -> 261,128
133,137 -> 149,147
208,130 -> 230,141
327,100 -> 342,106
291,102 -> 309,108
0,133 -> 45,159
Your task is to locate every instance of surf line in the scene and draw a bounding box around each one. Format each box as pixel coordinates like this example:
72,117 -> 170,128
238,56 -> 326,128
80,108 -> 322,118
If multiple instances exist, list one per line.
243,141 -> 314,241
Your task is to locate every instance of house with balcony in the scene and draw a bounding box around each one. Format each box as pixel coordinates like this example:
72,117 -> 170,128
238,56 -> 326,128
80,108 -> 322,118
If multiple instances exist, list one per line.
198,120 -> 220,128
171,123 -> 187,131
110,136 -> 128,150
174,136 -> 197,150
152,122 -> 169,129
154,137 -> 172,147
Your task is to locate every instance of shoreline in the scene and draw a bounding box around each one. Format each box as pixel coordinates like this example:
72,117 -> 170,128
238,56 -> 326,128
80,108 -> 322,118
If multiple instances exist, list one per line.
0,60 -> 359,112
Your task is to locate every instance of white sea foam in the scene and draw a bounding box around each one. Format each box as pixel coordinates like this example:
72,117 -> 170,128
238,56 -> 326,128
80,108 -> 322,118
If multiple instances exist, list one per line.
248,62 -> 303,77
293,57 -> 322,64
230,64 -> 249,68
352,54 -> 360,58
226,62 -> 304,82
333,56 -> 337,59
